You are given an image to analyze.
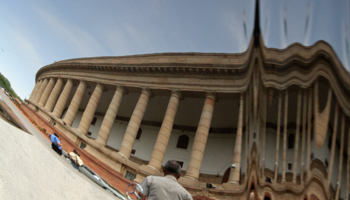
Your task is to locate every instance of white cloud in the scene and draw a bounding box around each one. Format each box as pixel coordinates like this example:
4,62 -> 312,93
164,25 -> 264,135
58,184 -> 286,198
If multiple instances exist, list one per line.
221,8 -> 246,52
33,6 -> 106,57
280,7 -> 287,49
303,3 -> 313,46
102,26 -> 131,56
7,28 -> 43,74
263,5 -> 270,46
342,24 -> 350,71
125,24 -> 157,52
99,19 -> 158,56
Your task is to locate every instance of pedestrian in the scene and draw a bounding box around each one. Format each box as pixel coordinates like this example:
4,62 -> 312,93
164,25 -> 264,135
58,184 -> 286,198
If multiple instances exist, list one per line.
49,133 -> 62,155
139,160 -> 193,200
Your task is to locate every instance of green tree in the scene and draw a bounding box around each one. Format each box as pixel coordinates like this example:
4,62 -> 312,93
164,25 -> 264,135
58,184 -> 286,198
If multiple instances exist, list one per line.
0,73 -> 23,102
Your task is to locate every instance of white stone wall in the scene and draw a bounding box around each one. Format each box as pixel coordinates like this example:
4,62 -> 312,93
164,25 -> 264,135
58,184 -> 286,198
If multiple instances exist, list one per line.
162,129 -> 194,171
265,129 -> 276,171
201,133 -> 235,175
311,131 -> 330,167
340,160 -> 347,199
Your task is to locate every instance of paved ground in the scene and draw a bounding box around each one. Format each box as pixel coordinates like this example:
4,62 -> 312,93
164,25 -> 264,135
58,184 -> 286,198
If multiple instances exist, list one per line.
0,92 -> 124,200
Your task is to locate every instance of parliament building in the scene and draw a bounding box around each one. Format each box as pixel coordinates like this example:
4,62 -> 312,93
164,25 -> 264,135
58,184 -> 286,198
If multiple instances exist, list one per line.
24,2 -> 350,200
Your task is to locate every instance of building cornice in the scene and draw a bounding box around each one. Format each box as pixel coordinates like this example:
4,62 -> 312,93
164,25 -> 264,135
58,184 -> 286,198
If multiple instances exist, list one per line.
261,40 -> 350,91
35,37 -> 350,115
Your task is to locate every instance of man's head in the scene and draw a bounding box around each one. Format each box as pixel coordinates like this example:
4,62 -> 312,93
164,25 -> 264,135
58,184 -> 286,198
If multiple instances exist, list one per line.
54,133 -> 59,138
73,149 -> 80,156
163,160 -> 182,179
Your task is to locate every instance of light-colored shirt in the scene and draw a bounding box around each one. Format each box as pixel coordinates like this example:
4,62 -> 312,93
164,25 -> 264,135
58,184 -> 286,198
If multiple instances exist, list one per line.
69,152 -> 84,166
140,175 -> 193,200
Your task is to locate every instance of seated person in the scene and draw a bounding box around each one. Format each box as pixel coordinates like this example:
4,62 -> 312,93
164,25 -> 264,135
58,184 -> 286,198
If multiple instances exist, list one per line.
48,133 -> 62,155
68,149 -> 84,167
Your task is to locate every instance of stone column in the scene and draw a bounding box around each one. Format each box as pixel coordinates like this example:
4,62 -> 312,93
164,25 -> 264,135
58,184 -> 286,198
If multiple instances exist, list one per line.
248,86 -> 253,169
38,78 -> 56,107
253,70 -> 258,134
118,88 -> 152,159
96,86 -> 125,145
282,90 -> 288,182
335,114 -> 345,200
52,79 -> 74,118
180,92 -> 216,186
300,90 -> 307,185
44,78 -> 64,112
33,81 -> 42,100
306,87 -> 312,181
77,83 -> 104,135
34,78 -> 48,103
227,93 -> 244,184
261,89 -> 267,178
29,81 -> 41,101
292,89 -> 302,183
314,81 -> 332,149
63,80 -> 87,126
274,92 -> 282,182
327,104 -> 338,186
346,122 -> 350,200
147,90 -> 182,171
244,89 -> 249,183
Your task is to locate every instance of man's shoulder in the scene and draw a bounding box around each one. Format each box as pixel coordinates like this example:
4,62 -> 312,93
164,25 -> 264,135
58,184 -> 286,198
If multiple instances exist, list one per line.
146,175 -> 165,179
143,175 -> 172,186
145,175 -> 165,182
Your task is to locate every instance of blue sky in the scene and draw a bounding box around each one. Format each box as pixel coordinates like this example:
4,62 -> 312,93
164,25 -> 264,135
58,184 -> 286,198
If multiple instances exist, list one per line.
0,0 -> 349,100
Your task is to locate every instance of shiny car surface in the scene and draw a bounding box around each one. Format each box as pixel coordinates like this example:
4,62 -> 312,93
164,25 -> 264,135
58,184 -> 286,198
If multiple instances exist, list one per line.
79,165 -> 126,199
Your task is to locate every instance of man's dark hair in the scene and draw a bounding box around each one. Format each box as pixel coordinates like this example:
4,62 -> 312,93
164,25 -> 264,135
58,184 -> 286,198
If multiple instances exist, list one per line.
73,149 -> 80,156
54,133 -> 58,137
164,160 -> 181,175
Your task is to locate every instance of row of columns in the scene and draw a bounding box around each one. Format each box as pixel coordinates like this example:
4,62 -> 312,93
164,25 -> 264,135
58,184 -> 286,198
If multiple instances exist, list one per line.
272,88 -> 311,183
265,82 -> 350,200
29,78 -> 248,186
29,77 -> 350,196
52,79 -> 73,118
271,86 -> 319,183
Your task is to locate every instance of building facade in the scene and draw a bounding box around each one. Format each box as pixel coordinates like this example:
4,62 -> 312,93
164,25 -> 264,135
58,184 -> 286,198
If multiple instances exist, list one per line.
24,4 -> 350,200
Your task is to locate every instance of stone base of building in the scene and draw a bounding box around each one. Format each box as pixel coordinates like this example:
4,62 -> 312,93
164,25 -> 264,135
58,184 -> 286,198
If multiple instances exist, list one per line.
179,175 -> 200,187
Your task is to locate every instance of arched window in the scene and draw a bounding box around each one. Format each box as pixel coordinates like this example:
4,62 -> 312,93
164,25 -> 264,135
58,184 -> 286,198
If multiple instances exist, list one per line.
288,134 -> 295,149
176,135 -> 189,149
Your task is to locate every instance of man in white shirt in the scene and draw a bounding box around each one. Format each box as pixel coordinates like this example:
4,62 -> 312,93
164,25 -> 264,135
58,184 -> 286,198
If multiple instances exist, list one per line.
140,160 -> 193,200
